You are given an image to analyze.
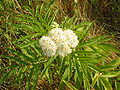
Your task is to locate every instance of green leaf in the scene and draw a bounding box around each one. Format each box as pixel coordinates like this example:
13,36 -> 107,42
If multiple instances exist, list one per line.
16,17 -> 33,22
75,56 -> 102,64
21,47 -> 37,59
13,34 -> 33,43
88,65 -> 101,72
44,8 -> 51,21
101,70 -> 120,77
33,20 -> 46,33
78,22 -> 93,42
0,55 -> 28,65
15,66 -> 28,83
74,59 -> 83,89
15,67 -> 24,82
99,57 -> 120,71
89,45 -> 108,57
75,59 -> 83,83
48,15 -> 56,26
59,68 -> 69,90
7,48 -> 34,63
83,73 -> 91,89
26,66 -> 34,90
35,5 -> 40,17
17,40 -> 39,48
24,6 -> 34,16
81,35 -> 106,45
59,58 -> 66,78
75,22 -> 92,29
0,69 -> 17,84
80,35 -> 112,47
63,80 -> 78,90
47,0 -> 55,6
79,62 -> 91,89
40,55 -> 57,78
98,43 -> 120,53
115,81 -> 120,90
91,73 -> 102,87
46,67 -> 52,84
17,14 -> 35,19
100,77 -> 112,90
13,33 -> 42,43
73,50 -> 97,54
0,65 -> 20,70
74,73 -> 82,89
13,24 -> 37,32
68,56 -> 72,80
39,4 -> 44,15
32,65 -> 39,90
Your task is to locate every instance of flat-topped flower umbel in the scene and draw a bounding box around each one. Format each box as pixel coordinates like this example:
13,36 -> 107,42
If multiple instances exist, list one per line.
39,28 -> 79,57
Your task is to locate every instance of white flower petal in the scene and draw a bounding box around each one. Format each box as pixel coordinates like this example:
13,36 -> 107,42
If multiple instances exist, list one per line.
64,29 -> 79,48
58,43 -> 72,57
48,28 -> 67,45
39,36 -> 57,57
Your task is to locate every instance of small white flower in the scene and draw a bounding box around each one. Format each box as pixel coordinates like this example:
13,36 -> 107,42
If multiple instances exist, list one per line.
64,29 -> 79,48
58,43 -> 72,57
48,28 -> 67,46
39,36 -> 57,57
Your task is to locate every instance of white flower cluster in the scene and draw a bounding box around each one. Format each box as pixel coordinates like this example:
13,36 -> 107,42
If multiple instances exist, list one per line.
64,29 -> 79,48
39,28 -> 79,57
39,36 -> 57,57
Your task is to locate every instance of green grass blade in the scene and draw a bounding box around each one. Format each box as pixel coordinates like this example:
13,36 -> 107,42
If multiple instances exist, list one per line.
17,14 -> 35,19
17,40 -> 39,48
75,59 -> 82,81
63,80 -> 78,90
68,56 -> 72,80
0,65 -> 20,70
99,57 -> 120,71
13,33 -> 42,43
44,8 -> 51,21
98,43 -> 120,53
101,70 -> 120,77
91,73 -> 102,87
0,69 -> 17,84
0,55 -> 28,65
115,81 -> 120,90
80,36 -> 112,47
32,65 -> 39,90
24,6 -> 34,16
40,55 -> 57,78
13,24 -> 37,32
26,66 -> 34,90
59,58 -> 65,78
88,65 -> 101,72
72,50 -> 97,54
59,68 -> 69,90
16,17 -> 33,22
7,48 -> 34,63
100,77 -> 112,90
15,66 -> 28,83
35,5 -> 40,17
78,22 -> 93,42
75,56 -> 102,64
